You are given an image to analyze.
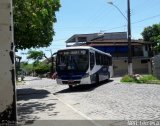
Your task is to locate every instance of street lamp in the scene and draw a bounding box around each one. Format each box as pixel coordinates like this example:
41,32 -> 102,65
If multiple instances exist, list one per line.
107,1 -> 127,21
108,0 -> 133,75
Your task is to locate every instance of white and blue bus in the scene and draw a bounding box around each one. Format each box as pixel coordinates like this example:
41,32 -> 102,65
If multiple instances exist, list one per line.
56,46 -> 113,89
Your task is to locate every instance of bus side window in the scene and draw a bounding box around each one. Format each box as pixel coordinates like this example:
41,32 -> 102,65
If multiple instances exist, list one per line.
102,55 -> 105,65
109,57 -> 112,66
96,52 -> 99,65
90,52 -> 95,70
104,56 -> 108,65
101,55 -> 103,65
99,54 -> 102,65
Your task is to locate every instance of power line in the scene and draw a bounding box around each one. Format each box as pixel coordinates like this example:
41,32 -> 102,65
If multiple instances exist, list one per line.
132,14 -> 160,24
100,13 -> 160,32
83,6 -> 109,28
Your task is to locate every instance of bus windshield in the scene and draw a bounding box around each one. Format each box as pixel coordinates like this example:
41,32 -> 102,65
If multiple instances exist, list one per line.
56,49 -> 89,72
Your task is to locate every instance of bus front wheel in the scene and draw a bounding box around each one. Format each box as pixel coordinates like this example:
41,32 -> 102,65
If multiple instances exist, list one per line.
69,85 -> 73,89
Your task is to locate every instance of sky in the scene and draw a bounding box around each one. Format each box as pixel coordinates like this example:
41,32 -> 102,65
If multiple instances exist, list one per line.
17,0 -> 160,62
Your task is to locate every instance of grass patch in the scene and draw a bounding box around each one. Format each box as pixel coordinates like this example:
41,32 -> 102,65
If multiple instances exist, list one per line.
121,74 -> 160,84
121,75 -> 135,83
138,75 -> 157,83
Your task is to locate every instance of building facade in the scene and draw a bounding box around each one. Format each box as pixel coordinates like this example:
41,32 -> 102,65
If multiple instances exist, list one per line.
66,32 -> 153,76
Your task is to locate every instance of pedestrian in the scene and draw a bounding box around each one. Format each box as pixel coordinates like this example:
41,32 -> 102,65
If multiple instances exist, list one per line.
52,72 -> 57,80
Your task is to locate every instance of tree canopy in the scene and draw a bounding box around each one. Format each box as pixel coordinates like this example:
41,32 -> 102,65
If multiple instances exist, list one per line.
13,0 -> 61,49
27,50 -> 44,62
142,23 -> 160,52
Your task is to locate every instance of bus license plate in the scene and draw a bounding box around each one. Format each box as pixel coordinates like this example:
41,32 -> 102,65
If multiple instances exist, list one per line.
68,80 -> 74,83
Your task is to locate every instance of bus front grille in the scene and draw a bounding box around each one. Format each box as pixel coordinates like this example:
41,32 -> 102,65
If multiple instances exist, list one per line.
62,81 -> 80,84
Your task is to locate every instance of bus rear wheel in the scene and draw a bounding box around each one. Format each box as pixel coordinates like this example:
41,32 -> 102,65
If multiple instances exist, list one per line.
106,73 -> 110,81
96,74 -> 99,84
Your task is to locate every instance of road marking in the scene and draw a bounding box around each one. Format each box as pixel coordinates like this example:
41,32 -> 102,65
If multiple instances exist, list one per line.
53,94 -> 102,126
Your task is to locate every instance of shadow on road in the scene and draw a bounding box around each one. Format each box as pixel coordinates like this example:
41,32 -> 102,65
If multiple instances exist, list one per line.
54,80 -> 113,94
17,88 -> 50,101
17,88 -> 60,124
17,101 -> 56,120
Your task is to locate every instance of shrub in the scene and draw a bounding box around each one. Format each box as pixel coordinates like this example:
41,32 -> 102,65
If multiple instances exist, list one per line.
121,74 -> 160,84
121,75 -> 135,83
138,75 -> 157,83
34,62 -> 50,75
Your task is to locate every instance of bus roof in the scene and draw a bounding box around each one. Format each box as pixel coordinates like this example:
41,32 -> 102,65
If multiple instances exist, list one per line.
57,46 -> 111,57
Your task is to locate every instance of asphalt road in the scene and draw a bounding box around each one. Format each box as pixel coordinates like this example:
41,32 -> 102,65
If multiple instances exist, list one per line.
17,76 -> 160,125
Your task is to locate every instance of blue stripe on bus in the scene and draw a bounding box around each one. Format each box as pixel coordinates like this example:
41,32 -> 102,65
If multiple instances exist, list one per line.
90,66 -> 109,83
98,66 -> 109,75
57,72 -> 85,80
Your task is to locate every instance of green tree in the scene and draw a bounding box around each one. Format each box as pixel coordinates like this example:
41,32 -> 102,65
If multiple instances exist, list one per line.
13,0 -> 61,49
34,62 -> 50,75
142,23 -> 160,52
20,62 -> 33,75
27,50 -> 44,76
27,50 -> 44,61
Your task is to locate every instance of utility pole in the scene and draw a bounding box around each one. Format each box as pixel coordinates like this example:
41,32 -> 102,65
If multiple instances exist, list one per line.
127,0 -> 133,75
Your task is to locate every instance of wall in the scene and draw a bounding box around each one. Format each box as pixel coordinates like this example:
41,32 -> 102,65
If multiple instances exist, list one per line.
0,0 -> 16,122
113,58 -> 150,76
133,59 -> 149,74
112,59 -> 128,76
152,55 -> 160,79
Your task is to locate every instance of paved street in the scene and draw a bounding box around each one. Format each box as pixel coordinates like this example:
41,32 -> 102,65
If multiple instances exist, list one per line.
17,76 -> 160,125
